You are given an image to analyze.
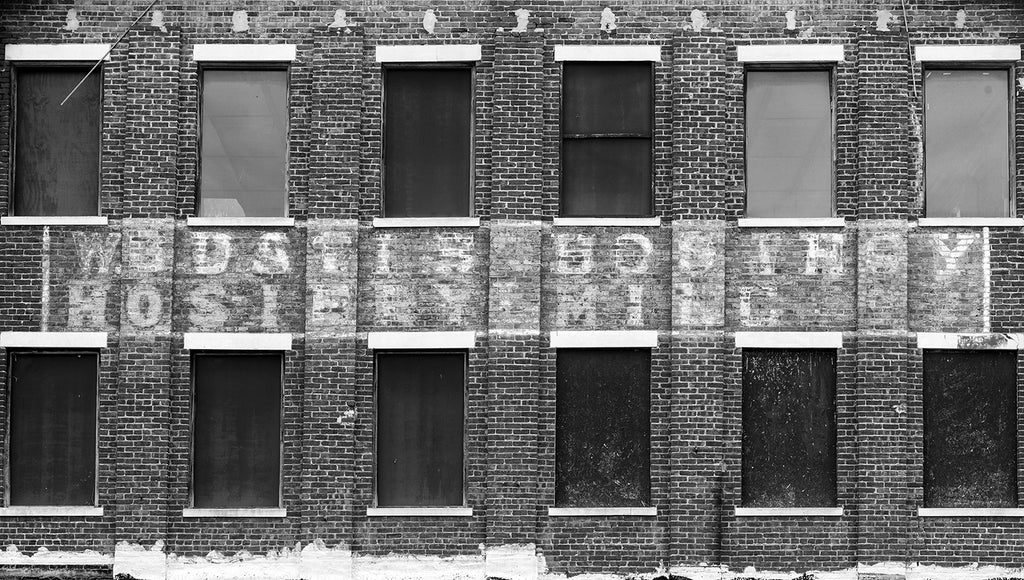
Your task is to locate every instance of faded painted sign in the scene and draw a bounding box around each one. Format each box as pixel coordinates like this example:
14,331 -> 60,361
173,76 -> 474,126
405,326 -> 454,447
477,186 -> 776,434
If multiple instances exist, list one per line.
909,230 -> 986,331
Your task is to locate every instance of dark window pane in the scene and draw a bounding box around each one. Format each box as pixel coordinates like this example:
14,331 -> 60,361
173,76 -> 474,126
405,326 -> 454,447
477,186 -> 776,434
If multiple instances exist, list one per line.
562,138 -> 652,216
192,353 -> 281,508
384,68 -> 472,217
376,352 -> 465,506
9,352 -> 97,505
556,349 -> 651,507
742,349 -> 837,507
746,71 -> 832,218
14,68 -> 100,216
924,350 -> 1017,507
563,63 -> 652,136
925,69 -> 1010,217
200,70 -> 289,217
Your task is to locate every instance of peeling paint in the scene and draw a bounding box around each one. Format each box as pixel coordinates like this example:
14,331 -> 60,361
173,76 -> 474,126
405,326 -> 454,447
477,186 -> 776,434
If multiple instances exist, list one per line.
423,9 -> 438,33
599,7 -> 617,32
151,10 -> 168,32
875,9 -> 896,32
62,8 -> 81,32
954,9 -> 967,29
232,10 -> 250,33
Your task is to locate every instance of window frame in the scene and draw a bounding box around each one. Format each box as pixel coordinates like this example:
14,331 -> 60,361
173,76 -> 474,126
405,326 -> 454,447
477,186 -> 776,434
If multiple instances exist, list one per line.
372,349 -> 468,508
558,61 -> 655,218
380,63 -> 477,219
188,350 -> 285,510
921,63 -> 1016,219
4,349 -> 100,508
742,64 -> 838,219
9,63 -> 104,218
195,63 -> 292,219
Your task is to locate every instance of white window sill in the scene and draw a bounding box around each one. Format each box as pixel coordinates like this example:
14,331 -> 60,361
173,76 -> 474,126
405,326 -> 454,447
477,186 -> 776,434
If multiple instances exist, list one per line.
0,331 -> 108,349
550,330 -> 658,349
1,216 -> 108,226
734,331 -> 843,349
0,506 -> 104,517
547,507 -> 657,517
367,330 -> 476,350
734,507 -> 844,517
553,217 -> 661,227
183,332 -> 293,351
187,217 -> 294,227
372,217 -> 480,228
182,508 -> 287,518
918,507 -> 1024,517
916,218 -> 1024,227
916,332 -> 1023,350
366,507 -> 473,517
737,218 -> 846,228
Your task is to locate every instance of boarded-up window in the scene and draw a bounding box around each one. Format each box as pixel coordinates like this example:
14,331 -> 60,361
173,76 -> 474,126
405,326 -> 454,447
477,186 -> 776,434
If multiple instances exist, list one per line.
383,68 -> 472,217
192,353 -> 281,508
925,69 -> 1010,218
14,67 -> 101,216
8,352 -> 97,505
745,70 -> 832,218
376,352 -> 465,506
924,350 -> 1017,507
561,63 -> 653,217
200,69 -> 289,217
556,349 -> 651,506
742,349 -> 837,507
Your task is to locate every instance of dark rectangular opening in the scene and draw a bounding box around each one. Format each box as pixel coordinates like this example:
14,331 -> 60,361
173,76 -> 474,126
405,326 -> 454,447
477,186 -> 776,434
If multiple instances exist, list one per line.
556,348 -> 651,507
14,67 -> 101,216
199,68 -> 290,217
745,70 -> 833,218
742,349 -> 837,507
561,62 -> 653,217
8,352 -> 98,505
376,352 -> 465,506
924,350 -> 1017,507
192,353 -> 282,508
383,67 -> 473,217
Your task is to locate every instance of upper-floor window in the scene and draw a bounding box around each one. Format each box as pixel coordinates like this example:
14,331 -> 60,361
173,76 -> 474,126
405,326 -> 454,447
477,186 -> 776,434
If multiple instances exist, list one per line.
561,62 -> 653,217
745,70 -> 833,218
13,67 -> 101,216
199,68 -> 289,217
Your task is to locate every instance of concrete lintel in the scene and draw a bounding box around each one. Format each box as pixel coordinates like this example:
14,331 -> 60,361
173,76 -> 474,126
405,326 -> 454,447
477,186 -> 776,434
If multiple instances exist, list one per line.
193,43 -> 297,62
915,44 -> 1021,62
734,506 -> 844,517
5,43 -> 112,61
367,331 -> 475,350
375,44 -> 482,62
0,331 -> 108,349
737,43 -> 845,63
183,332 -> 292,351
734,331 -> 843,349
554,45 -> 662,62
550,330 -> 658,349
916,332 -> 1023,350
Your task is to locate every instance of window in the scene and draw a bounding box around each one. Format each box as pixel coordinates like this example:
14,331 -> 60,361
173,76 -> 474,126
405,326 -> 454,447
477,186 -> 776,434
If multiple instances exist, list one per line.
923,350 -> 1016,507
745,70 -> 833,218
924,69 -> 1011,217
556,349 -> 651,506
742,349 -> 836,507
7,352 -> 97,505
199,69 -> 289,217
561,63 -> 653,217
191,353 -> 282,508
13,67 -> 101,216
383,67 -> 472,217
375,352 -> 465,506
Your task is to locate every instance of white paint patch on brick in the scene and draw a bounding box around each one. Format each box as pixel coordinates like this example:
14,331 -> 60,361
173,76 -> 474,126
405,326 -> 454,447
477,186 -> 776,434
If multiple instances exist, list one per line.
423,9 -> 438,34
231,11 -> 250,33
785,10 -> 797,30
555,285 -> 597,327
188,284 -> 229,327
192,232 -> 233,274
931,233 -> 977,276
113,541 -> 166,580
74,232 -> 120,275
955,9 -> 967,28
252,233 -> 290,274
738,285 -> 781,327
511,9 -> 531,33
876,9 -> 896,31
151,10 -> 168,33
802,233 -> 844,276
436,232 -> 476,274
485,544 -> 538,580
68,283 -> 108,329
376,232 -> 393,274
262,284 -> 280,328
555,233 -> 594,274
690,9 -> 709,32
599,7 -> 617,32
62,9 -> 81,32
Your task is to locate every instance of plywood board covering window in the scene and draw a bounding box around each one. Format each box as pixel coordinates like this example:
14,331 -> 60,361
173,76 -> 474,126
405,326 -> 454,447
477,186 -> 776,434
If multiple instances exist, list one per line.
742,349 -> 837,507
7,352 -> 97,505
14,68 -> 101,216
375,352 -> 465,506
923,350 -> 1017,507
561,63 -> 653,217
191,353 -> 282,508
556,349 -> 651,507
745,70 -> 833,218
925,69 -> 1011,218
383,68 -> 472,217
199,69 -> 289,217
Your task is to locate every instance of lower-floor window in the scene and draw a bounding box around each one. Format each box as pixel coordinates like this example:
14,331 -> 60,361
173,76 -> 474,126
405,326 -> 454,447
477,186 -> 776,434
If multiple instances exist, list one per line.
556,348 -> 651,507
191,353 -> 282,508
924,350 -> 1017,507
8,351 -> 98,506
375,352 -> 465,506
742,349 -> 837,507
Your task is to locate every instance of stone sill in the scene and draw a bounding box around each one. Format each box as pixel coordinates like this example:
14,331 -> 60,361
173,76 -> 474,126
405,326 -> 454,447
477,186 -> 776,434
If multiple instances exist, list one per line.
186,217 -> 294,227
0,331 -> 108,349
373,217 -> 480,228
366,507 -> 473,517
0,506 -> 104,517
1,216 -> 108,226
182,508 -> 287,518
552,217 -> 661,227
916,218 -> 1024,227
734,507 -> 844,517
918,508 -> 1024,517
548,507 -> 657,516
737,218 -> 846,228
